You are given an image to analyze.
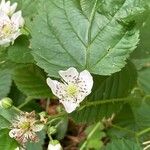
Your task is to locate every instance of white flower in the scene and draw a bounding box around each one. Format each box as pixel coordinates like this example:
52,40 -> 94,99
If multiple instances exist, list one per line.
48,141 -> 62,150
9,111 -> 44,144
46,67 -> 93,113
0,0 -> 17,16
0,1 -> 24,46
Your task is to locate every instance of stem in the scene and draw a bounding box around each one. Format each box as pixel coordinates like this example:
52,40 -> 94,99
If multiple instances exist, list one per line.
46,98 -> 50,112
12,106 -> 21,112
18,97 -> 33,109
48,112 -> 67,121
80,122 -> 101,150
112,124 -> 136,135
137,127 -> 150,137
78,97 -> 137,112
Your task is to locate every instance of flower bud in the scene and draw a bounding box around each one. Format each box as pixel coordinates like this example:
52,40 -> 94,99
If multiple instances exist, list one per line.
0,97 -> 13,109
48,126 -> 57,135
48,140 -> 62,150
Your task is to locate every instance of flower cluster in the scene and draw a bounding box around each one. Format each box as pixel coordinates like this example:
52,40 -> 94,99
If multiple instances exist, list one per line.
0,0 -> 24,46
47,67 -> 93,113
9,111 -> 43,145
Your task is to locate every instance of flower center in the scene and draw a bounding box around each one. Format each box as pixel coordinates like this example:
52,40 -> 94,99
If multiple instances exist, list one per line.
2,24 -> 12,36
66,84 -> 78,96
19,122 -> 30,130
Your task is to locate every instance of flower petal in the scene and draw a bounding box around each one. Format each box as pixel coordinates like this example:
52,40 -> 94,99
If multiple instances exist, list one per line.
11,11 -> 24,27
10,2 -> 17,15
77,70 -> 93,102
59,67 -> 79,84
32,124 -> 44,132
60,98 -> 79,113
9,129 -> 20,138
46,78 -> 66,99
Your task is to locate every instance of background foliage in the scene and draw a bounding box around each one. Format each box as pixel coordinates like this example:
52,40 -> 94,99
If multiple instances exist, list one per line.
0,0 -> 150,149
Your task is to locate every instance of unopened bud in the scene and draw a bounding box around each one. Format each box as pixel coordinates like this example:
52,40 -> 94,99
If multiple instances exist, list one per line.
0,97 -> 13,109
48,126 -> 57,135
48,140 -> 62,150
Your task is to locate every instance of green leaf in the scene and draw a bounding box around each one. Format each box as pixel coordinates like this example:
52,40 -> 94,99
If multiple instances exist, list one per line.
108,96 -> 150,139
10,0 -> 39,18
103,139 -> 141,150
13,64 -> 51,98
71,62 -> 137,123
131,15 -> 150,60
31,0 -> 144,77
0,129 -> 18,150
131,15 -> 150,70
83,122 -> 105,150
0,69 -> 12,99
138,68 -> 150,94
8,36 -> 34,64
26,131 -> 46,150
0,107 -> 18,129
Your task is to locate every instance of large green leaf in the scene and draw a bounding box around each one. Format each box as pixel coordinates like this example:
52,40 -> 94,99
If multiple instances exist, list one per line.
30,0 -> 147,77
0,129 -> 18,150
10,0 -> 39,18
71,62 -> 137,123
103,139 -> 141,150
13,64 -> 51,98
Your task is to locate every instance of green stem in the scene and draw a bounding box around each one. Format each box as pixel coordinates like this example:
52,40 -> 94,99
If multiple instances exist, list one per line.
80,122 -> 101,150
137,127 -> 150,137
12,106 -> 21,112
18,97 -> 33,109
112,124 -> 136,135
78,97 -> 137,111
48,112 -> 67,121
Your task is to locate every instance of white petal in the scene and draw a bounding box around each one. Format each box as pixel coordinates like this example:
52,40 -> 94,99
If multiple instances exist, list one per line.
11,11 -> 24,27
77,70 -> 93,99
0,38 -> 11,46
10,2 -> 17,15
60,98 -> 79,113
32,124 -> 44,132
46,78 -> 66,99
9,129 -> 19,138
0,11 -> 10,20
0,0 -> 5,9
59,67 -> 79,84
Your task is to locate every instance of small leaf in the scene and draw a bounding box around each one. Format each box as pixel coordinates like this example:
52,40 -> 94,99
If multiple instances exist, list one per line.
13,64 -> 51,98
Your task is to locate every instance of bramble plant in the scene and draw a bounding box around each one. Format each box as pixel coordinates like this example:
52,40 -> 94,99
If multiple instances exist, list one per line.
0,0 -> 150,150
